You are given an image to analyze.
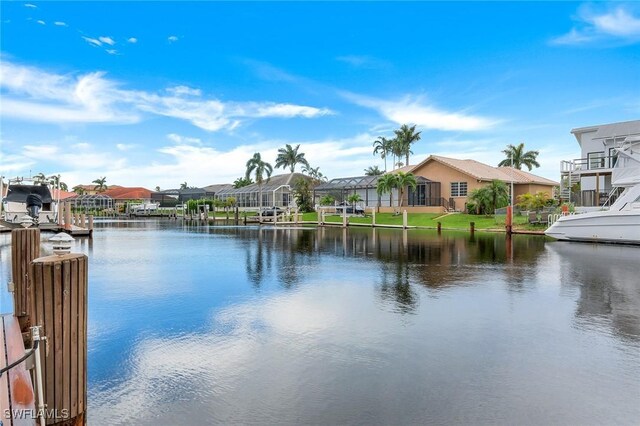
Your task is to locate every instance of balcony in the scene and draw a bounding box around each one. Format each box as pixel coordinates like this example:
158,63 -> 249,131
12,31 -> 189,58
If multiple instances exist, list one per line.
561,154 -> 618,175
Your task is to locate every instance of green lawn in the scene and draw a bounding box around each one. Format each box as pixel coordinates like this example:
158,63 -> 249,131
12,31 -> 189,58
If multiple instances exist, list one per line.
300,211 -> 547,231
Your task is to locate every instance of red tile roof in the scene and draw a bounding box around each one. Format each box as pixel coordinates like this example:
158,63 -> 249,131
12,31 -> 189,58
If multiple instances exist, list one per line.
103,187 -> 153,200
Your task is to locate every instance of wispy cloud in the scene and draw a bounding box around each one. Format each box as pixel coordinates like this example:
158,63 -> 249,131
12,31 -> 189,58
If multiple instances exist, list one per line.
552,5 -> 640,45
116,143 -> 136,151
336,55 -> 389,69
36,20 -> 45,25
168,35 -> 179,43
99,36 -> 116,46
166,85 -> 201,97
127,37 -> 137,44
0,60 -> 333,132
82,36 -> 103,47
106,49 -> 118,55
53,21 -> 68,27
167,133 -> 203,146
342,92 -> 498,132
24,3 -> 37,8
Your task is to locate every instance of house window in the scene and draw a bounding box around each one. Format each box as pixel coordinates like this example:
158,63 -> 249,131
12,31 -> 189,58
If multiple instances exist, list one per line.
609,147 -> 618,168
588,152 -> 605,170
451,182 -> 468,197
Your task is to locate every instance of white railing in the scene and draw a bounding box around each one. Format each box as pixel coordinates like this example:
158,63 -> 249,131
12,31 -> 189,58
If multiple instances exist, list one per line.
548,212 -> 576,226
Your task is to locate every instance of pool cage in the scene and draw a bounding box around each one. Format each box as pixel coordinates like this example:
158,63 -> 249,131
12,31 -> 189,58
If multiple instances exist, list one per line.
313,175 -> 444,208
65,194 -> 114,212
215,183 -> 293,209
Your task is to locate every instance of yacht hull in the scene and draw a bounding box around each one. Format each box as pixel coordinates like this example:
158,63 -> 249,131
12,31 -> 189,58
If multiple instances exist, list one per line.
545,211 -> 640,244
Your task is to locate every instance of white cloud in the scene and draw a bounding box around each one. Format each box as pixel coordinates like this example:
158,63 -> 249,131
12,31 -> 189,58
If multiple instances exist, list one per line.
552,5 -> 640,45
116,143 -> 136,151
168,35 -> 179,42
36,20 -> 45,25
166,133 -> 202,146
343,92 -> 497,132
99,36 -> 116,46
336,55 -> 389,69
106,49 -> 118,55
127,37 -> 137,44
53,21 -> 67,27
0,60 -> 333,132
166,85 -> 201,97
82,36 -> 102,47
24,3 -> 37,8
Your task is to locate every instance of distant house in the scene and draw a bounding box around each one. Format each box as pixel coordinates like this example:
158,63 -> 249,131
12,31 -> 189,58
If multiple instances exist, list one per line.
315,155 -> 558,213
561,120 -> 640,207
215,173 -> 310,209
103,186 -> 153,202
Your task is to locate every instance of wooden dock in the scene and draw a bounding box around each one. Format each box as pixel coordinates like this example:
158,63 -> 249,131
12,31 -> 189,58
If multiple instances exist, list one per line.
1,228 -> 88,425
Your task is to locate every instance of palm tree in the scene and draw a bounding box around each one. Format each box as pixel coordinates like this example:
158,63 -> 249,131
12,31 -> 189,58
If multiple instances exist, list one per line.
275,144 -> 309,173
92,177 -> 108,192
302,164 -> 327,182
498,143 -> 540,171
373,137 -> 394,172
33,172 -> 47,184
376,173 -> 397,208
364,165 -> 383,176
245,152 -> 273,218
347,193 -> 363,211
155,186 -> 161,191
233,177 -> 253,188
395,172 -> 418,208
394,124 -> 421,166
72,185 -> 85,195
48,175 -> 68,191
180,182 -> 188,190
468,180 -> 509,214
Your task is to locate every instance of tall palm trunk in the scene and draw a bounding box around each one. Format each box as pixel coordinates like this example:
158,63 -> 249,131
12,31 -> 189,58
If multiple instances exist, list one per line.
384,156 -> 387,172
406,153 -> 410,167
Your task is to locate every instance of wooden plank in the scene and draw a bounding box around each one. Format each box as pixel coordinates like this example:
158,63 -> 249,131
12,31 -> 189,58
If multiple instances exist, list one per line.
53,261 -> 63,422
70,259 -> 78,419
77,257 -> 85,416
62,260 -> 71,417
3,315 -> 35,426
32,261 -> 45,426
42,262 -> 54,426
0,316 -> 11,426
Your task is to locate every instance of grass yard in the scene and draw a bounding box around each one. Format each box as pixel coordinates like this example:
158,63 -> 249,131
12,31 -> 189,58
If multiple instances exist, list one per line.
300,211 -> 547,231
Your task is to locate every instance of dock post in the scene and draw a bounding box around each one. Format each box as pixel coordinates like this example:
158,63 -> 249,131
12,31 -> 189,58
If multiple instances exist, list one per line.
58,203 -> 65,228
505,205 -> 513,235
29,249 -> 88,425
64,206 -> 72,231
437,221 -> 442,234
295,208 -> 299,224
470,221 -> 475,235
318,209 -> 322,226
342,208 -> 347,228
403,210 -> 408,229
10,228 -> 41,331
88,215 -> 94,237
372,209 -> 376,227
74,213 -> 80,228
80,213 -> 86,229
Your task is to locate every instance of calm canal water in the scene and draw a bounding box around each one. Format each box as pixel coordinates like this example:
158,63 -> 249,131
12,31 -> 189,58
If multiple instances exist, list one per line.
1,220 -> 639,425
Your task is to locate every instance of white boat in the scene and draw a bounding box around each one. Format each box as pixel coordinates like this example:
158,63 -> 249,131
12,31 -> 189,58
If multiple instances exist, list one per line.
1,177 -> 60,227
545,136 -> 640,244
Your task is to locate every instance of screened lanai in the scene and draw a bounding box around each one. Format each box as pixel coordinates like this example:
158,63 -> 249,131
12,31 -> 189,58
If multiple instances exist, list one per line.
314,175 -> 443,208
66,194 -> 114,211
215,173 -> 308,209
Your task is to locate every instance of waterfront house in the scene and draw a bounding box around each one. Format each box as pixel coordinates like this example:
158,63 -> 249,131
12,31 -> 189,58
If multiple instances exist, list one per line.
215,173 -> 311,209
314,155 -> 558,214
560,120 -> 640,207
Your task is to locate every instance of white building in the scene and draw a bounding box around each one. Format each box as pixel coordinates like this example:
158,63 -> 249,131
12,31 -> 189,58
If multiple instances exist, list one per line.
561,120 -> 640,207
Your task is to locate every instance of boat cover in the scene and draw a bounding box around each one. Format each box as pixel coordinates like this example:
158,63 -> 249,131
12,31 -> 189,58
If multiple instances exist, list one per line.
4,185 -> 53,203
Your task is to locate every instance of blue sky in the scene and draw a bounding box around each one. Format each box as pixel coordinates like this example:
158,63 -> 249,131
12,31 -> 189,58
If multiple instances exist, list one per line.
1,1 -> 639,189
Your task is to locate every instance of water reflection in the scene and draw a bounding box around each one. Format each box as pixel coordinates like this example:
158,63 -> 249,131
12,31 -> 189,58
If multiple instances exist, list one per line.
547,243 -> 640,341
1,222 -> 639,425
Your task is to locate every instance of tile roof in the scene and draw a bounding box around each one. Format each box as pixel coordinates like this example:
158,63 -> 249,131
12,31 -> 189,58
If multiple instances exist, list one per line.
103,186 -> 153,200
420,155 -> 559,186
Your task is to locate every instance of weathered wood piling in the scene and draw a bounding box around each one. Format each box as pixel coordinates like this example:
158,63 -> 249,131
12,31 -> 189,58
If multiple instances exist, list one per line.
10,228 -> 41,330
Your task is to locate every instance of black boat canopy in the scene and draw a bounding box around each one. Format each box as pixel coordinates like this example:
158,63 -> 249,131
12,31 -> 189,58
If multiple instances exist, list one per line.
4,185 -> 53,203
